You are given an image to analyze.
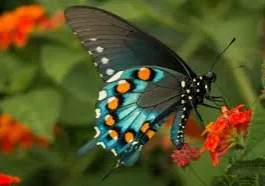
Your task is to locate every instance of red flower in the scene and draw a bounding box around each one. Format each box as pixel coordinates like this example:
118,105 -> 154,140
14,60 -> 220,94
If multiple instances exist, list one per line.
171,143 -> 201,166
0,173 -> 20,186
201,105 -> 252,166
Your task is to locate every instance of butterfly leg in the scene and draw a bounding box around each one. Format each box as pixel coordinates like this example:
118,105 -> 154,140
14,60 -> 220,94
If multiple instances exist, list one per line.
189,101 -> 204,128
200,103 -> 220,110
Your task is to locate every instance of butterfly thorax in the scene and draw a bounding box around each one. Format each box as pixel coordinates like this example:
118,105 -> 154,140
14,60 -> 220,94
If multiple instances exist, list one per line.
180,72 -> 216,107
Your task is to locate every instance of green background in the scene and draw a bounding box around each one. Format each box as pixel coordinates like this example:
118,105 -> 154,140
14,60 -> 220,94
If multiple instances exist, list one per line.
0,0 -> 264,185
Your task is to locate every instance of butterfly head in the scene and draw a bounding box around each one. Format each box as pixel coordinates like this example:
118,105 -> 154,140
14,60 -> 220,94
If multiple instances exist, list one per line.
205,71 -> 217,83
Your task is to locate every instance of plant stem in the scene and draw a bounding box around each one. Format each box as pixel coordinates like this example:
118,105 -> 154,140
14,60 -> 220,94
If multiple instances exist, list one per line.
188,165 -> 207,186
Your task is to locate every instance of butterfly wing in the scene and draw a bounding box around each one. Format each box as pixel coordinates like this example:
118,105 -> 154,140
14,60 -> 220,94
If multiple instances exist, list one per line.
78,66 -> 187,166
64,6 -> 197,81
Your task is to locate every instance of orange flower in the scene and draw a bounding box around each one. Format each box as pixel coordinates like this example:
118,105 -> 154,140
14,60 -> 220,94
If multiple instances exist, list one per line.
0,4 -> 64,50
38,10 -> 65,31
201,105 -> 252,166
0,113 -> 55,153
15,4 -> 46,20
0,173 -> 20,186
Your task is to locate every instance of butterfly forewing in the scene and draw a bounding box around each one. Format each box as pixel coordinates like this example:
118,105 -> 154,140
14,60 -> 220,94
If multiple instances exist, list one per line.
64,6 -> 197,81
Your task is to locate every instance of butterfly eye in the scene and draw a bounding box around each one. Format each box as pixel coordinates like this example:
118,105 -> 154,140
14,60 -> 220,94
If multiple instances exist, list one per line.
206,72 -> 216,82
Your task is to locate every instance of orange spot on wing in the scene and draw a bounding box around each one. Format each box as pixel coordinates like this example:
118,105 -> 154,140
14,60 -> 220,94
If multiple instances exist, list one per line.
141,122 -> 150,133
109,130 -> 118,139
138,68 -> 151,80
146,130 -> 155,139
117,80 -> 131,93
108,97 -> 119,110
125,132 -> 134,142
105,115 -> 115,126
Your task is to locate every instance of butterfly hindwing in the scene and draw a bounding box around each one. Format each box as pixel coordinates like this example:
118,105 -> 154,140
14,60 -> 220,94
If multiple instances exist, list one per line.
78,66 -> 187,165
64,6 -> 197,81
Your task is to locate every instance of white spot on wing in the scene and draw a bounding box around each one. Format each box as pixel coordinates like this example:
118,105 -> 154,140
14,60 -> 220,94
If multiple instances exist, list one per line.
95,108 -> 101,118
95,46 -> 104,53
106,69 -> 114,75
94,63 -> 98,67
97,142 -> 106,149
108,97 -> 116,103
101,57 -> 109,64
98,90 -> 107,100
88,51 -> 92,55
106,71 -> 123,82
132,141 -> 139,145
111,149 -> 118,156
181,81 -> 186,88
90,38 -> 97,41
94,126 -> 100,138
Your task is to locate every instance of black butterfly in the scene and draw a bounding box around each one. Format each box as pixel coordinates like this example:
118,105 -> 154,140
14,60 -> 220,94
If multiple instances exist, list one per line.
64,6 -> 227,168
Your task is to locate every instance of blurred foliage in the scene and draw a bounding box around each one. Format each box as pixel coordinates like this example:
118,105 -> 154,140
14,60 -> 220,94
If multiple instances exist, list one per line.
0,0 -> 265,186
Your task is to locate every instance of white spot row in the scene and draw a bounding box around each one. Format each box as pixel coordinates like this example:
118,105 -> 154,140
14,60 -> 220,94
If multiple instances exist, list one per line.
96,142 -> 106,149
98,90 -> 107,101
106,68 -> 114,75
111,149 -> 118,156
101,57 -> 109,64
95,108 -> 101,118
95,46 -> 104,53
181,81 -> 186,88
94,126 -> 100,138
107,71 -> 123,82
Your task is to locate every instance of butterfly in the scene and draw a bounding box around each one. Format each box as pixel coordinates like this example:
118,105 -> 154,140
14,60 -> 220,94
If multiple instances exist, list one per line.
64,6 -> 227,168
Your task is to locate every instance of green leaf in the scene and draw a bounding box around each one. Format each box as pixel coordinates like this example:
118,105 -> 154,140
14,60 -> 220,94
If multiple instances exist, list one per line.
59,167 -> 164,186
0,154 -> 46,181
7,64 -> 37,93
41,45 -> 86,84
62,63 -> 102,102
35,0 -> 82,14
1,88 -> 62,140
257,174 -> 265,185
0,53 -> 36,94
239,0 -> 265,10
227,158 -> 265,177
242,99 -> 265,160
212,175 -> 256,186
262,59 -> 265,90
59,92 -> 95,125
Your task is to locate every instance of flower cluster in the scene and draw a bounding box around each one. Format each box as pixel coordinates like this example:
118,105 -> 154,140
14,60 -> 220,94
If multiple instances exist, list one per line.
0,173 -> 20,186
171,143 -> 201,166
201,105 -> 252,166
0,4 -> 64,50
0,114 -> 57,153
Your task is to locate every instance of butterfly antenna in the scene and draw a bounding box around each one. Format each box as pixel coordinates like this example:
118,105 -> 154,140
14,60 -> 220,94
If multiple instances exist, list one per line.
210,38 -> 236,71
101,161 -> 121,182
